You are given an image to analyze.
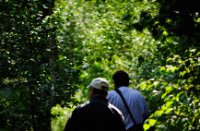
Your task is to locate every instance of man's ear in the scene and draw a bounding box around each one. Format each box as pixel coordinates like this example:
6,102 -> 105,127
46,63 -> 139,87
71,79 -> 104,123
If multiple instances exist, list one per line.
89,88 -> 93,95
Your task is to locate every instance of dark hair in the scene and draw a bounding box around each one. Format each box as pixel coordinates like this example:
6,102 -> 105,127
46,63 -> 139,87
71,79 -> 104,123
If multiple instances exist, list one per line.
112,70 -> 129,88
92,88 -> 108,96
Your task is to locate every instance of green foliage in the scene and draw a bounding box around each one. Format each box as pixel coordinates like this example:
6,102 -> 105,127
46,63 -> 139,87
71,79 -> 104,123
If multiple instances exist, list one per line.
52,0 -> 200,131
0,0 -> 79,130
51,104 -> 75,131
1,0 -> 199,130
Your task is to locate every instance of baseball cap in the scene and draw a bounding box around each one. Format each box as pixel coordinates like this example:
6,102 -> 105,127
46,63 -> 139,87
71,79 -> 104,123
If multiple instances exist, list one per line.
89,77 -> 110,91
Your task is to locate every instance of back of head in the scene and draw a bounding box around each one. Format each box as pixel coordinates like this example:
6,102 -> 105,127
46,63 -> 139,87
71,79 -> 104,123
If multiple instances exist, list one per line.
112,70 -> 129,88
88,77 -> 110,97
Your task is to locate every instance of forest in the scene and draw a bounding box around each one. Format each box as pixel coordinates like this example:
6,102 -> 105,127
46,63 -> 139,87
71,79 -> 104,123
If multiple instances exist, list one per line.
0,0 -> 200,131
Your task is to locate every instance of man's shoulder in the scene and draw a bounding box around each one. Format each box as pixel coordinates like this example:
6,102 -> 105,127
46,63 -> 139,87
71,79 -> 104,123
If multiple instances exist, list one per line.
73,101 -> 90,111
128,87 -> 142,94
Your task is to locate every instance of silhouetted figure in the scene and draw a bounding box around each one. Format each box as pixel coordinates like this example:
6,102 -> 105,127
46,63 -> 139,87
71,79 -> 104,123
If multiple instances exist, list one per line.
64,77 -> 126,131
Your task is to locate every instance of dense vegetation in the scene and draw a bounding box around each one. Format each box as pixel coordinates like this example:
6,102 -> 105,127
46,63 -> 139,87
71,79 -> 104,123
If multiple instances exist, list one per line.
0,0 -> 199,131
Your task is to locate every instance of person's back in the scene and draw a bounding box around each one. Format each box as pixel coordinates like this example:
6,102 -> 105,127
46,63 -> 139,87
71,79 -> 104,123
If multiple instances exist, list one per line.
65,96 -> 125,131
64,77 -> 126,131
107,86 -> 149,130
107,70 -> 149,131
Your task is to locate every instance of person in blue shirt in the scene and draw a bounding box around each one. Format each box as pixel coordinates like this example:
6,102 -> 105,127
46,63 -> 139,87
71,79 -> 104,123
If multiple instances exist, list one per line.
107,70 -> 149,131
64,77 -> 126,131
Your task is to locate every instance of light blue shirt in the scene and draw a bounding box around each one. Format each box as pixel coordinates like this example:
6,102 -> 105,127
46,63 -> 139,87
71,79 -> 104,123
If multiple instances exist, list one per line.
107,86 -> 149,130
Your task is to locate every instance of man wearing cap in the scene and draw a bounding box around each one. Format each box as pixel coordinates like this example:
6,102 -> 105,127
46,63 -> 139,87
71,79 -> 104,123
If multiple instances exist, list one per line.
64,77 -> 126,131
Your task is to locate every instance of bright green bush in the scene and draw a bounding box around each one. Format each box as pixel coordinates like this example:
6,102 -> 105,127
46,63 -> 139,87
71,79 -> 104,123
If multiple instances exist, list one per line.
51,0 -> 200,131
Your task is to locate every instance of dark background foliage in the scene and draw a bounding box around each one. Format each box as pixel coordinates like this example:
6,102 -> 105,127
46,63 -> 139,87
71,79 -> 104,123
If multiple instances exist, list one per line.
0,0 -> 79,130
